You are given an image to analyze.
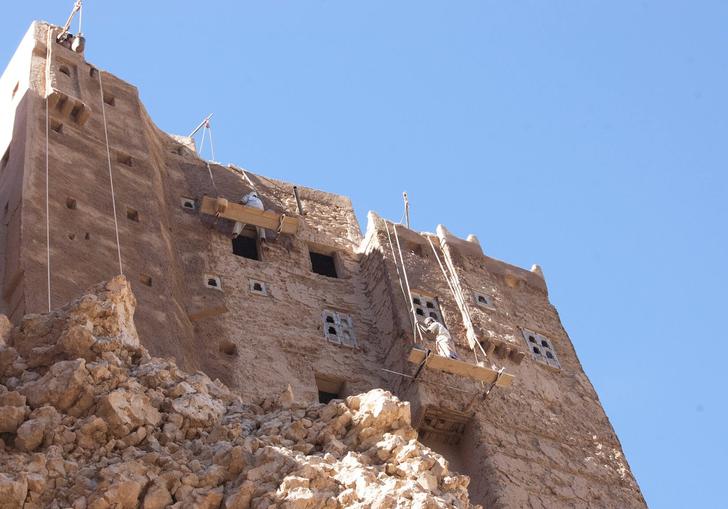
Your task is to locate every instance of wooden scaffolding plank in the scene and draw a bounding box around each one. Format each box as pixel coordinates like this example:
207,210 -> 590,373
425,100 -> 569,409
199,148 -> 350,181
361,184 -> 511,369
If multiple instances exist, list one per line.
199,196 -> 300,235
407,347 -> 514,387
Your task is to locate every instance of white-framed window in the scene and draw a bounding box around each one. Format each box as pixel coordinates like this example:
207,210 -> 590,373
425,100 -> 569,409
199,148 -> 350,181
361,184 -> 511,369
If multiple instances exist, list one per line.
249,279 -> 268,296
180,197 -> 196,211
411,293 -> 444,324
204,274 -> 222,290
322,310 -> 357,348
474,292 -> 495,309
521,328 -> 560,368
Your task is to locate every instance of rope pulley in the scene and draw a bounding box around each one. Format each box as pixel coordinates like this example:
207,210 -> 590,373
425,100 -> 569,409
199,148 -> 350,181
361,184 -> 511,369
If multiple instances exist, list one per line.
57,0 -> 85,54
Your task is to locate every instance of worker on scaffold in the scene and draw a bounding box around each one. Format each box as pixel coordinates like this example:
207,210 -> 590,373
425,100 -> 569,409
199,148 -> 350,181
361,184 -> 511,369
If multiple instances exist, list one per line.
419,317 -> 460,360
232,191 -> 267,241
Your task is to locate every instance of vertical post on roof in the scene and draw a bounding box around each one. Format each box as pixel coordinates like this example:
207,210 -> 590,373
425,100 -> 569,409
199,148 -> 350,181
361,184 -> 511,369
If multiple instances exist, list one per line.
403,192 -> 411,229
293,186 -> 305,215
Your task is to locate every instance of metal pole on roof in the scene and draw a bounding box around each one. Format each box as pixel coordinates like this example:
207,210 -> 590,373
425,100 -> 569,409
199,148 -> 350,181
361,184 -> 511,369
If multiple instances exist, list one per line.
189,113 -> 214,138
403,192 -> 411,229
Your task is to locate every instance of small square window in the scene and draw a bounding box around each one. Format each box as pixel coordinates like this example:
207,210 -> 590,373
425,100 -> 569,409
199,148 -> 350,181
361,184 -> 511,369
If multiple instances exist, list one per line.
50,120 -> 64,133
103,94 -> 116,106
59,65 -> 71,77
180,197 -> 196,211
70,105 -> 85,124
66,197 -> 77,210
310,250 -> 338,278
474,292 -> 495,310
89,67 -> 98,78
126,208 -> 139,222
249,279 -> 268,296
204,274 -> 222,290
139,274 -> 152,287
322,310 -> 357,348
232,232 -> 259,260
521,328 -> 560,369
411,292 -> 444,325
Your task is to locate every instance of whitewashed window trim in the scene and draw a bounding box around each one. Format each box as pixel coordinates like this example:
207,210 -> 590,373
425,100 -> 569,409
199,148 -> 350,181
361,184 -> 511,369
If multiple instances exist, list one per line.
322,310 -> 357,348
522,328 -> 561,369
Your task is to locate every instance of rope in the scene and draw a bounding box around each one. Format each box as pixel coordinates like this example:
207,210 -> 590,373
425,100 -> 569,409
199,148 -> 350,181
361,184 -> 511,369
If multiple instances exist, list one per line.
44,27 -> 53,312
207,123 -> 216,162
393,224 -> 423,344
427,236 -> 489,361
97,70 -> 124,276
384,221 -> 415,327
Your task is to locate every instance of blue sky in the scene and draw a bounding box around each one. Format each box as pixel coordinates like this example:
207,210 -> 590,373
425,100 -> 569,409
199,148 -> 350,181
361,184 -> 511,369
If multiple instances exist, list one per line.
3,2 -> 727,507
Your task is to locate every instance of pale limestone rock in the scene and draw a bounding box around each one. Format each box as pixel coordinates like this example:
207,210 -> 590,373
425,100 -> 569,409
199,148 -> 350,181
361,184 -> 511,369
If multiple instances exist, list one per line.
0,315 -> 11,346
20,359 -> 93,414
171,393 -> 225,427
97,389 -> 161,437
142,483 -> 173,509
15,418 -> 46,451
0,405 -> 26,433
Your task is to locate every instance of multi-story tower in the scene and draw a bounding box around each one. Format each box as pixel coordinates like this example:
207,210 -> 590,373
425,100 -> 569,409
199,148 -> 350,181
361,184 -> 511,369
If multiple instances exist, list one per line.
0,22 -> 646,508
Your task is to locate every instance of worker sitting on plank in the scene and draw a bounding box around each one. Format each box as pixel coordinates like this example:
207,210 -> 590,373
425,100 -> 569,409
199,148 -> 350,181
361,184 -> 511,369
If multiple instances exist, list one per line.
232,191 -> 267,241
419,317 -> 460,360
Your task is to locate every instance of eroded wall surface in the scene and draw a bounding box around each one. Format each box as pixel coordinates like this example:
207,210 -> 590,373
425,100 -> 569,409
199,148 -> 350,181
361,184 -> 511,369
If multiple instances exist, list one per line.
0,22 -> 647,508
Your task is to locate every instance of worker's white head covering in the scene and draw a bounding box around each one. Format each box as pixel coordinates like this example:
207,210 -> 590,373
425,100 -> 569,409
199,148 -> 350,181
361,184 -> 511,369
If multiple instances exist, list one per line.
424,316 -> 435,325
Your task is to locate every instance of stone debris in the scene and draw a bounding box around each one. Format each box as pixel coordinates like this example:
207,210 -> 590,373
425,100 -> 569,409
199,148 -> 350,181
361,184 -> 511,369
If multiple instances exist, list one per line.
0,277 -> 479,509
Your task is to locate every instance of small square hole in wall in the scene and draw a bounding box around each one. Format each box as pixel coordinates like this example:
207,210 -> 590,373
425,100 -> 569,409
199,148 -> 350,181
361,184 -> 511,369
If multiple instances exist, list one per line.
139,274 -> 152,287
126,208 -> 139,222
65,197 -> 77,210
232,229 -> 259,260
89,67 -> 98,78
315,374 -> 345,404
50,120 -> 64,133
474,292 -> 495,309
70,105 -> 84,124
205,274 -> 222,290
117,153 -> 133,167
103,94 -> 116,106
249,279 -> 268,296
11,82 -> 19,99
219,340 -> 238,357
59,65 -> 71,77
180,197 -> 196,211
84,232 -> 91,240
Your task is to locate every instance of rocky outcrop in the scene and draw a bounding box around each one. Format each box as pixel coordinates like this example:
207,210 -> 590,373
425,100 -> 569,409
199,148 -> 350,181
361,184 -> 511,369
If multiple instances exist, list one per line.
0,277 -> 478,508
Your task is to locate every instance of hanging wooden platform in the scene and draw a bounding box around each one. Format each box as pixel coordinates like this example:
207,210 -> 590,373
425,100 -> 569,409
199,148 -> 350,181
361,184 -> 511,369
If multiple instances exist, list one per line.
407,347 -> 515,387
199,196 -> 301,235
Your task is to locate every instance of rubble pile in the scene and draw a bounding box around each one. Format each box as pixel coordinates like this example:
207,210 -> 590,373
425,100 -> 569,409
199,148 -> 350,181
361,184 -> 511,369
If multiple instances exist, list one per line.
0,277 -> 477,509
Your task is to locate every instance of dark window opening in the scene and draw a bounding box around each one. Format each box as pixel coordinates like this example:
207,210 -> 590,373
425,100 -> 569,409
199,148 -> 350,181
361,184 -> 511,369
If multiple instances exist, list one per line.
426,301 -> 434,309
327,326 -> 337,336
55,96 -> 67,113
479,296 -> 487,303
318,391 -> 339,404
103,94 -> 116,106
84,232 -> 90,240
413,298 -> 422,306
546,352 -> 554,359
68,233 -> 76,240
139,274 -> 152,287
89,67 -> 98,78
541,340 -> 549,348
533,347 -> 541,354
528,336 -> 536,343
207,278 -> 218,288
66,198 -> 77,210
59,65 -> 71,77
181,198 -> 195,210
316,375 -> 344,404
429,312 -> 438,319
253,282 -> 263,292
126,208 -> 139,222
70,105 -> 84,124
232,235 -> 259,260
416,308 -> 424,316
51,120 -> 64,133
325,316 -> 335,324
117,153 -> 133,167
310,251 -> 337,278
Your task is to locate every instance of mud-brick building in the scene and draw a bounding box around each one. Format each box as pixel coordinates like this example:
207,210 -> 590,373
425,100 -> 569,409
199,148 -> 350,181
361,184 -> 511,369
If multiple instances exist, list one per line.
0,21 -> 647,508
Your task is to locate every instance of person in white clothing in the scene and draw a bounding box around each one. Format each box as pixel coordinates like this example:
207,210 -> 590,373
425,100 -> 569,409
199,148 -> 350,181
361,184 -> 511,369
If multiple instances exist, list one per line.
419,316 -> 460,360
232,191 -> 267,241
